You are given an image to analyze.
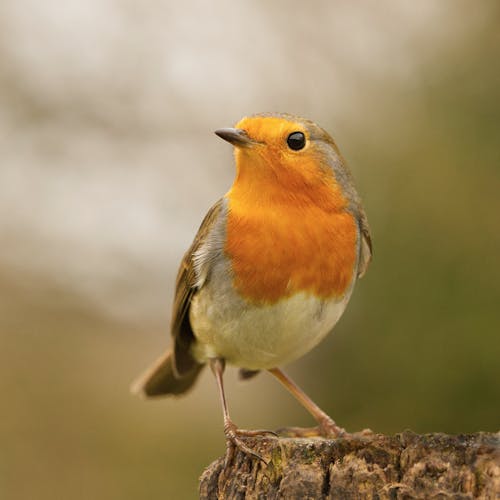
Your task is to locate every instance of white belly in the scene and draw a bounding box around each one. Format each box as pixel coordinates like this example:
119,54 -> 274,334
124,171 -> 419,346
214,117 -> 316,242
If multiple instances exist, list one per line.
190,290 -> 351,370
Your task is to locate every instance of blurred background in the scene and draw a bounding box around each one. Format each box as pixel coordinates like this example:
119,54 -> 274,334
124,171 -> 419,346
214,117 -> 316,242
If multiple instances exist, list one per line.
1,0 -> 499,498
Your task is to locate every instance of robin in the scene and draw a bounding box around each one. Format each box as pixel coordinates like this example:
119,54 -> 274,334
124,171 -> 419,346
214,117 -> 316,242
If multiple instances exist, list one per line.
132,113 -> 372,458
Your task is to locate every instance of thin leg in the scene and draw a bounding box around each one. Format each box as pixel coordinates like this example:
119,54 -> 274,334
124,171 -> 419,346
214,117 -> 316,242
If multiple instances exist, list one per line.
268,367 -> 346,438
210,358 -> 231,427
209,358 -> 275,461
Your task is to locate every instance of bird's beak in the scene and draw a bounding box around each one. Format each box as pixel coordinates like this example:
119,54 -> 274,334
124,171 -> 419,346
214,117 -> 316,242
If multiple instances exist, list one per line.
214,128 -> 257,148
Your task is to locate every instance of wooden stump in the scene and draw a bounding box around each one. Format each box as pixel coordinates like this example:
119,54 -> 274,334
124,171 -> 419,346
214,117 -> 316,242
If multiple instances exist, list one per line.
199,431 -> 499,499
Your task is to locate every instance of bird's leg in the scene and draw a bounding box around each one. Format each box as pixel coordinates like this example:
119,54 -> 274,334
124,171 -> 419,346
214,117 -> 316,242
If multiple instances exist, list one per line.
268,367 -> 347,438
209,358 -> 275,462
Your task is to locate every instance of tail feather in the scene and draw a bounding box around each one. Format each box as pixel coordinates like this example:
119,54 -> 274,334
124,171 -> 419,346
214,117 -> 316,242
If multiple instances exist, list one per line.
131,350 -> 204,398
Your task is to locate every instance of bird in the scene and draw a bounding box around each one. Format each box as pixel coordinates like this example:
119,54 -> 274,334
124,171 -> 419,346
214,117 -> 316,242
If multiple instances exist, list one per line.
132,112 -> 372,459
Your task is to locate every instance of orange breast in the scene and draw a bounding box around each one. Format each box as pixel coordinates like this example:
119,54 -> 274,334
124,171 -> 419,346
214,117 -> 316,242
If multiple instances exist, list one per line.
225,183 -> 358,305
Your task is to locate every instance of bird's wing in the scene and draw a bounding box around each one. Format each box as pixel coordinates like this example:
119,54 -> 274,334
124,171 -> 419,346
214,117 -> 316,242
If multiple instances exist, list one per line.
356,209 -> 372,278
170,198 -> 224,376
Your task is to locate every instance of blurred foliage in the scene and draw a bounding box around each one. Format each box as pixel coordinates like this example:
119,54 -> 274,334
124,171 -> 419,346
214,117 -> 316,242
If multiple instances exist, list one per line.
1,2 -> 499,499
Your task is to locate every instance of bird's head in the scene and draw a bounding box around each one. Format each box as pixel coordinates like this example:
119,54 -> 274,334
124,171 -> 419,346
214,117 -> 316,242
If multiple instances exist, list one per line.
216,113 -> 357,208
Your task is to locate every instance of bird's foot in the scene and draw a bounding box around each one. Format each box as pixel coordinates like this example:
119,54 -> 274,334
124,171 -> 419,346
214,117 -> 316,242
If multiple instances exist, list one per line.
277,416 -> 348,439
317,416 -> 348,438
223,421 -> 277,464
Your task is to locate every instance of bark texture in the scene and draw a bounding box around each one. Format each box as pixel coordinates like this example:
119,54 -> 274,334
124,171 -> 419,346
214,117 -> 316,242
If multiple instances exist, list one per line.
199,431 -> 499,499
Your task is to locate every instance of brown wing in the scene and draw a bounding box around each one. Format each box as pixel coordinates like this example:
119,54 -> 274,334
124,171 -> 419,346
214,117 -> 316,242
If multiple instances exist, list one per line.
356,208 -> 372,278
170,199 -> 224,376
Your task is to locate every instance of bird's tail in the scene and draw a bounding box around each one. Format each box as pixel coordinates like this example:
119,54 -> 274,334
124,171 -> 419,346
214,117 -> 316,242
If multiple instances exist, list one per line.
131,350 -> 204,398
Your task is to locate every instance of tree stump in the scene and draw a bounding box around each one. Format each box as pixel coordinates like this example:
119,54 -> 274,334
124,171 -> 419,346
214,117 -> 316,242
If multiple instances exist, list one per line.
199,431 -> 499,499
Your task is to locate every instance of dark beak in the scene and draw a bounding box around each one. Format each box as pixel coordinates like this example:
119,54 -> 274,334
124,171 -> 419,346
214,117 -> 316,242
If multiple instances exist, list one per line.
214,128 -> 256,148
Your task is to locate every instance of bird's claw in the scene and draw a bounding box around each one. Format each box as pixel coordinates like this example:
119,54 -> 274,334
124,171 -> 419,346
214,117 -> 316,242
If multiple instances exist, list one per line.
277,417 -> 348,439
236,428 -> 278,438
223,421 -> 275,463
318,416 -> 348,438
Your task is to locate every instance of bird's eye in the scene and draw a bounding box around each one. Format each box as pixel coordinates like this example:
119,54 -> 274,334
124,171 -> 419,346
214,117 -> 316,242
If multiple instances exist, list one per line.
286,131 -> 306,151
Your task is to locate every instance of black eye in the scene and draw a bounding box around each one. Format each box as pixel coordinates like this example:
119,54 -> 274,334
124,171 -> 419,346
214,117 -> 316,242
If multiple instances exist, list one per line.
286,131 -> 306,151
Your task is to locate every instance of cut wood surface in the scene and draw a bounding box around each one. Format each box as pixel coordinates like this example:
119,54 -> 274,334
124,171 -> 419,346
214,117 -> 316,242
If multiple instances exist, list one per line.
199,431 -> 499,499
